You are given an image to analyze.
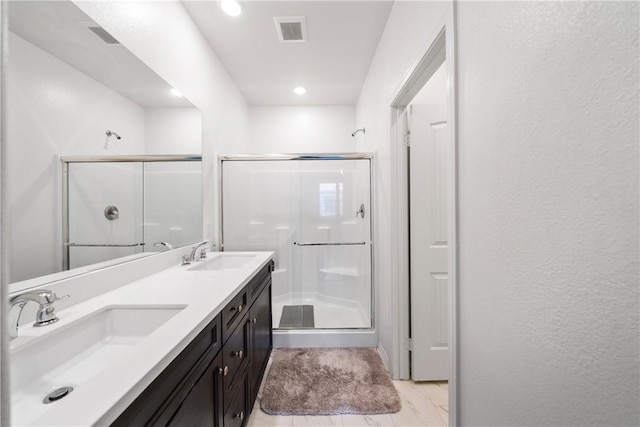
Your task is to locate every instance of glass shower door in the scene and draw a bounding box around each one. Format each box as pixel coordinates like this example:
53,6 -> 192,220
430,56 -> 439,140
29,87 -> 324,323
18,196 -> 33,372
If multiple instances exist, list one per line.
143,161 -> 202,249
221,157 -> 372,331
66,162 -> 143,269
290,159 -> 371,329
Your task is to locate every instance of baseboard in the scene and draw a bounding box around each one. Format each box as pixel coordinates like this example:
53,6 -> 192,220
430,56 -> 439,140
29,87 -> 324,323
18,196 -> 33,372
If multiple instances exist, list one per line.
377,343 -> 392,375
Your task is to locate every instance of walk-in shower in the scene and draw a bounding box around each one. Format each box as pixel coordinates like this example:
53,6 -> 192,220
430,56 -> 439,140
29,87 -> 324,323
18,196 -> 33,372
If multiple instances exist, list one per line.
221,154 -> 375,347
62,155 -> 202,270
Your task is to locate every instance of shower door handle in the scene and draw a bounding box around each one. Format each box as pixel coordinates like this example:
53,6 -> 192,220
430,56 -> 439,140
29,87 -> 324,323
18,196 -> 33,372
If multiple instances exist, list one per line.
293,242 -> 367,246
64,242 -> 145,247
356,203 -> 365,219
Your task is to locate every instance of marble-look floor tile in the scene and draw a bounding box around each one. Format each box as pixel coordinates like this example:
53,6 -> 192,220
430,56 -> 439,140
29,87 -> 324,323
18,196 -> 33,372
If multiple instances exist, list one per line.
418,382 -> 448,407
435,406 -> 449,427
391,381 -> 445,426
291,415 -> 342,426
341,414 -> 394,427
257,356 -> 275,400
248,409 -> 294,427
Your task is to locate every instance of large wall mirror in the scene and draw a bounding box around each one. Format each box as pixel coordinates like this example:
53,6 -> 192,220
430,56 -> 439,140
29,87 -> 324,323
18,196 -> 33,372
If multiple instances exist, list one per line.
7,1 -> 203,289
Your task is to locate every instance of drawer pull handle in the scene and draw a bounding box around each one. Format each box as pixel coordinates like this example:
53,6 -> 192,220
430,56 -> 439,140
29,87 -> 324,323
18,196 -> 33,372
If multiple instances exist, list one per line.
219,366 -> 229,376
234,411 -> 244,421
251,317 -> 257,324
231,304 -> 243,313
233,350 -> 244,358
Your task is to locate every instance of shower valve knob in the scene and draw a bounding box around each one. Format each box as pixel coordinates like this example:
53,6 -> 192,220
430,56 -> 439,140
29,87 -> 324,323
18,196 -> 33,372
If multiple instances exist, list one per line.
104,205 -> 119,221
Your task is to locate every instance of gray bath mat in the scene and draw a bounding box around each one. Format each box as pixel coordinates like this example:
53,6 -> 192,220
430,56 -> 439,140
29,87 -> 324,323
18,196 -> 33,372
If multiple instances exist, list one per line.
260,347 -> 402,415
279,305 -> 315,328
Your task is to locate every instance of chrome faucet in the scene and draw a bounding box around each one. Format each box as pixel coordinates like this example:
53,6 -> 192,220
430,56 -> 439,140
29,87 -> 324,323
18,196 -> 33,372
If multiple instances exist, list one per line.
153,241 -> 175,250
8,289 -> 69,340
186,241 -> 216,264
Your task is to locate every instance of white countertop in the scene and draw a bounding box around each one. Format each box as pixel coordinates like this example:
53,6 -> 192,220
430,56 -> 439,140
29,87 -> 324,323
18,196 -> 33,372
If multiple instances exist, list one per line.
9,251 -> 274,427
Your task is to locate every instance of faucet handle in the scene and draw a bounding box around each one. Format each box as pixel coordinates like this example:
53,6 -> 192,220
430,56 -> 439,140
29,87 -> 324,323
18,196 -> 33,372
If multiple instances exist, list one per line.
34,293 -> 69,327
182,254 -> 191,265
199,248 -> 207,259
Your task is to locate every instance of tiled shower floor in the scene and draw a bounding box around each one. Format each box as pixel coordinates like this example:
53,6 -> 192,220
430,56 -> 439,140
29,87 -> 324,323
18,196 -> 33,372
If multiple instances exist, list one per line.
272,297 -> 369,329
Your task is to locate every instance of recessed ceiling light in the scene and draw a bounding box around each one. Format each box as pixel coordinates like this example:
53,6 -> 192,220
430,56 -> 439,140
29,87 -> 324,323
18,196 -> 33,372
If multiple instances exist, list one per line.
170,88 -> 183,97
294,86 -> 306,95
221,0 -> 242,17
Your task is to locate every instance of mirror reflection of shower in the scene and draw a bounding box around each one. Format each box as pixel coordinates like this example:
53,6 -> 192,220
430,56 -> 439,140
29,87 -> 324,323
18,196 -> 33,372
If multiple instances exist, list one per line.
63,156 -> 202,270
351,127 -> 365,137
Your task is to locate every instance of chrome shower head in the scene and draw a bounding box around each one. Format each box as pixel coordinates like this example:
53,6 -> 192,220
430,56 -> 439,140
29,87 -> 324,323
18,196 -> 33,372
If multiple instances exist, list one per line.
351,128 -> 365,137
106,130 -> 121,140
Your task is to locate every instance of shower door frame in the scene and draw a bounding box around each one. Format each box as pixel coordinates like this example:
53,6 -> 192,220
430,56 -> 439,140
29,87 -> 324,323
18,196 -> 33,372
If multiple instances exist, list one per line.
219,153 -> 376,341
61,154 -> 202,271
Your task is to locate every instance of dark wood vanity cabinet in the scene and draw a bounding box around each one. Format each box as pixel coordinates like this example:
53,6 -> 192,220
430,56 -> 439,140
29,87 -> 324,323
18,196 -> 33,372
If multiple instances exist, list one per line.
166,351 -> 224,427
222,260 -> 274,427
249,283 -> 272,406
110,260 -> 273,427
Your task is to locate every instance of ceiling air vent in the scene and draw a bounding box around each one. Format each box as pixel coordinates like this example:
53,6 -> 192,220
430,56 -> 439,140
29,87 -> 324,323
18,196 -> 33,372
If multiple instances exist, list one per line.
88,26 -> 120,45
274,16 -> 307,42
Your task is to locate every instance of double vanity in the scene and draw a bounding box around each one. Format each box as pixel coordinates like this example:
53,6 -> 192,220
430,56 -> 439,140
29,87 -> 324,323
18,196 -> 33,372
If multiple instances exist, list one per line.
9,250 -> 274,426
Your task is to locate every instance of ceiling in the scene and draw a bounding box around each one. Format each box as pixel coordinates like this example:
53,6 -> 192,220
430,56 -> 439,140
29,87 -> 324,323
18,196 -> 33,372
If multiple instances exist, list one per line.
8,1 -> 193,108
183,1 -> 394,106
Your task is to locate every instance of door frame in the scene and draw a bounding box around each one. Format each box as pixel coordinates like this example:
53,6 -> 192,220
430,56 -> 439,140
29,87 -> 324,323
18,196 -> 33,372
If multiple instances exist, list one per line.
388,4 -> 458,425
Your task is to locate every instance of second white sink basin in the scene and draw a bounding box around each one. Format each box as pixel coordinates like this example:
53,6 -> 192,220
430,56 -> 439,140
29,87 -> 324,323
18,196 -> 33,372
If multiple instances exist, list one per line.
188,254 -> 256,271
11,305 -> 184,409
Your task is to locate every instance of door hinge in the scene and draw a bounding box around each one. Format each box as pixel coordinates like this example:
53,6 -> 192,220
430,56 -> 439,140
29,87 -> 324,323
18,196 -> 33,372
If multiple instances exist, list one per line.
406,338 -> 413,351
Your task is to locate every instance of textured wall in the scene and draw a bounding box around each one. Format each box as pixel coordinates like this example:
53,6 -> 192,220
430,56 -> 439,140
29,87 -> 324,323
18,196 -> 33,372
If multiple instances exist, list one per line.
456,2 -> 639,425
356,0 -> 451,376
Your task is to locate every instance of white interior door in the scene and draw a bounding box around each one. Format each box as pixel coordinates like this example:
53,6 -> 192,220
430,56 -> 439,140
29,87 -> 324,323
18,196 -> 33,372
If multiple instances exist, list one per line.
409,102 -> 450,381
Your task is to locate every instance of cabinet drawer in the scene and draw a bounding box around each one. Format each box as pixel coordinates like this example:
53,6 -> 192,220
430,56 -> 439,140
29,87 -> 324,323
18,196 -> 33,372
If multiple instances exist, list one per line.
223,316 -> 249,402
224,374 -> 248,427
222,288 -> 248,343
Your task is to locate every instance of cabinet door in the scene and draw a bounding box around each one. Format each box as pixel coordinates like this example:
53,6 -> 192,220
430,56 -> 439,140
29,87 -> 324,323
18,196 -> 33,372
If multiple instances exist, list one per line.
113,315 -> 221,427
249,283 -> 272,407
224,374 -> 248,427
167,351 -> 223,427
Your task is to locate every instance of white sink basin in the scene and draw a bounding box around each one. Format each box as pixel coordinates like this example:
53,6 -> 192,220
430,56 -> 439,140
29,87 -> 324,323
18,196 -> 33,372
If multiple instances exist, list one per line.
188,254 -> 256,271
11,305 -> 184,408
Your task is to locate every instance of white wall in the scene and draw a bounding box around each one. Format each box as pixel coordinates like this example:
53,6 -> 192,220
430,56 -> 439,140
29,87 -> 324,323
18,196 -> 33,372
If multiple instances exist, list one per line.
247,106 -> 356,154
359,0 -> 639,425
74,1 -> 251,244
7,32 -> 147,282
456,2 -> 639,425
145,108 -> 202,155
355,0 -> 451,374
